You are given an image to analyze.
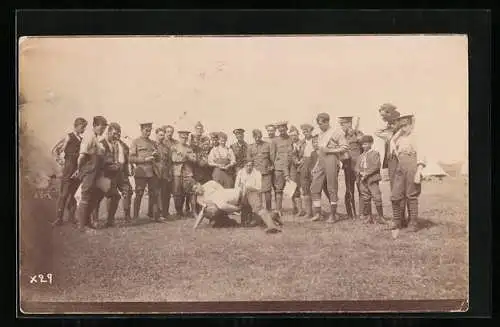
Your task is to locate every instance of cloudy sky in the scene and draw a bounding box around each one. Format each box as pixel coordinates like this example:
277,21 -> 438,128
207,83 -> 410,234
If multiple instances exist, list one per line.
19,35 -> 468,163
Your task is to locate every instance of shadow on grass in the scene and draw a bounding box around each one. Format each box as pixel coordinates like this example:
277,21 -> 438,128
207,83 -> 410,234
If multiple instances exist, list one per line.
415,217 -> 438,231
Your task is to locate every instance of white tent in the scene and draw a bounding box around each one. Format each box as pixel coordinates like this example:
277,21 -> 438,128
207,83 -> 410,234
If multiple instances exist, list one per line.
421,161 -> 448,179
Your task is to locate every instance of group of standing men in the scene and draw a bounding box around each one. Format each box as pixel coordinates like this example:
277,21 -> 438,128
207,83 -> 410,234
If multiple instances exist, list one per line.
52,102 -> 425,234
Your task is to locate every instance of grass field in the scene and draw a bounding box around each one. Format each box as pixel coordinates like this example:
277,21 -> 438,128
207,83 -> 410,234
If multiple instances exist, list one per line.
20,176 -> 468,303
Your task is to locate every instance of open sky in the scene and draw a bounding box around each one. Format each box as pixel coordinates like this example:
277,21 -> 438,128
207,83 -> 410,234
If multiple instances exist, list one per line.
19,35 -> 468,163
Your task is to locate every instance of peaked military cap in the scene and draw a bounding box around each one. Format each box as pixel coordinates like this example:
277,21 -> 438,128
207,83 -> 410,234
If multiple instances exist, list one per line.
233,128 -> 245,135
316,113 -> 330,122
338,116 -> 353,123
265,124 -> 276,130
209,132 -> 219,138
93,116 -> 108,126
275,121 -> 288,127
300,123 -> 314,132
360,135 -> 374,144
396,114 -> 414,125
140,122 -> 153,129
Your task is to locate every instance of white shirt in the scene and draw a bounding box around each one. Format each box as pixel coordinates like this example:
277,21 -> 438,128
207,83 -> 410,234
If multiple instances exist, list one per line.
234,168 -> 262,192
303,138 -> 314,157
208,146 -> 236,167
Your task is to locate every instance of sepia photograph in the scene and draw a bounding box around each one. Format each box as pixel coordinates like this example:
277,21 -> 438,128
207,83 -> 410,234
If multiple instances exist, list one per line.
18,35 -> 469,313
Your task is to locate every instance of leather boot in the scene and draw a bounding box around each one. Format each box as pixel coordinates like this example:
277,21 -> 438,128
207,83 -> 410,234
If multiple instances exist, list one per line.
387,200 -> 402,230
407,198 -> 419,232
106,197 -> 119,227
292,197 -> 298,215
310,206 -> 322,222
147,194 -> 153,218
302,195 -> 313,218
326,204 -> 338,223
400,199 -> 408,228
174,197 -> 184,217
375,204 -> 387,224
133,194 -> 143,219
351,195 -> 357,218
275,192 -> 283,217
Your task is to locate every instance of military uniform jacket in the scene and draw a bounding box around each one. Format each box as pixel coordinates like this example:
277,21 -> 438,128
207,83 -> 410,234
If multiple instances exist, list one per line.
272,135 -> 293,176
129,136 -> 157,178
153,140 -> 172,181
341,129 -> 364,161
171,142 -> 197,177
231,141 -> 248,171
99,139 -> 121,180
356,149 -> 382,184
247,141 -> 275,175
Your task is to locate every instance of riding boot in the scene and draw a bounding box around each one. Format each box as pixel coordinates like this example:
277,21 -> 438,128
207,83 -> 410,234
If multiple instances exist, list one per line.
351,196 -> 357,218
174,196 -> 184,216
264,192 -> 272,211
388,200 -> 403,230
106,197 -> 119,227
292,197 -> 298,215
375,204 -> 387,224
133,194 -> 143,219
275,192 -> 283,216
345,193 -> 353,219
294,197 -> 305,216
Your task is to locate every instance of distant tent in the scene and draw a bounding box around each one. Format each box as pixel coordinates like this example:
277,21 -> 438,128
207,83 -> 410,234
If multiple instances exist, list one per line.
460,162 -> 468,176
421,161 -> 448,180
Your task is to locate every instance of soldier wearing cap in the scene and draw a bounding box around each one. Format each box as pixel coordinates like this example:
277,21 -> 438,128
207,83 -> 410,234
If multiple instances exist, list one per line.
171,129 -> 198,217
272,121 -> 293,217
297,123 -> 316,217
387,114 -> 426,233
338,116 -> 364,219
288,125 -> 306,216
52,117 -> 88,226
247,128 -> 275,216
263,124 -> 277,197
151,126 -> 172,221
208,132 -> 236,188
230,128 -> 248,176
73,115 -> 108,233
90,122 -> 125,227
190,121 -> 212,184
129,122 -> 161,221
310,113 -> 348,223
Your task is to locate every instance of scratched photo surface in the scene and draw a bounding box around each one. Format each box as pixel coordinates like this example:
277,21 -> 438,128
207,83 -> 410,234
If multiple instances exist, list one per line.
18,36 -> 468,311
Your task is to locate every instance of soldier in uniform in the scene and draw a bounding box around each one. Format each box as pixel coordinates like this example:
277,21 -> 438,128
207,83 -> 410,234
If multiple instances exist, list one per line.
310,113 -> 348,223
52,117 -> 88,226
171,130 -> 198,217
230,128 -> 248,177
272,121 -> 293,217
153,127 -> 172,220
247,129 -> 275,213
289,125 -> 306,216
208,132 -> 236,188
129,122 -> 161,221
298,123 -> 315,218
91,122 -> 124,227
338,116 -> 364,219
387,114 -> 426,233
163,125 -> 178,149
191,122 -> 212,185
92,123 -> 133,223
263,124 -> 277,207
73,116 -> 108,233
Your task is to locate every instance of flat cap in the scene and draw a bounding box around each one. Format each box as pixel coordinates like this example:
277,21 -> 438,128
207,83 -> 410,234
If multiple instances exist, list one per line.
275,121 -> 288,127
218,132 -> 228,139
316,113 -> 330,121
140,122 -> 153,128
288,125 -> 299,136
194,121 -> 204,129
300,123 -> 314,132
265,124 -> 276,130
93,116 -> 108,126
360,135 -> 374,144
209,132 -> 219,138
338,116 -> 353,123
108,122 -> 121,132
233,128 -> 245,135
379,103 -> 397,112
396,114 -> 414,125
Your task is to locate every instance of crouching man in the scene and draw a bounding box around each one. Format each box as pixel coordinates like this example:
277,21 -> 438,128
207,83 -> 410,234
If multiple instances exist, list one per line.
193,160 -> 282,233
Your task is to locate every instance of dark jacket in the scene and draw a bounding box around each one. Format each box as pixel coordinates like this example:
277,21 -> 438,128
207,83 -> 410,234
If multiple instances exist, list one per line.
356,149 -> 382,184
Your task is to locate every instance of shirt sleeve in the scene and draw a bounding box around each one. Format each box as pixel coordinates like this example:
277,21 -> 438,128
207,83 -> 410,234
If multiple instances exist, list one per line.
228,148 -> 236,165
208,148 -> 217,166
79,134 -> 94,155
52,134 -> 69,158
